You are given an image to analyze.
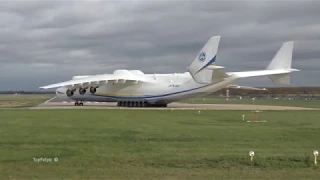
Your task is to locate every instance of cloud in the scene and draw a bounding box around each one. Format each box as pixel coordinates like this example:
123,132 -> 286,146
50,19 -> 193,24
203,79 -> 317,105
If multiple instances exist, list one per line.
0,0 -> 319,90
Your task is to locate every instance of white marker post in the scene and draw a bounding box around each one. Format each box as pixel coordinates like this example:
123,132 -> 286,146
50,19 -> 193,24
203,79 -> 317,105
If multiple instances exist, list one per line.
242,115 -> 245,121
198,110 -> 201,114
314,150 -> 318,165
226,89 -> 229,102
249,151 -> 255,162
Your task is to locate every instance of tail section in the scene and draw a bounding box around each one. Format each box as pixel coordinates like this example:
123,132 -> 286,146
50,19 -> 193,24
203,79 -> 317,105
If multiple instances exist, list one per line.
187,36 -> 222,84
267,41 -> 297,84
228,41 -> 299,84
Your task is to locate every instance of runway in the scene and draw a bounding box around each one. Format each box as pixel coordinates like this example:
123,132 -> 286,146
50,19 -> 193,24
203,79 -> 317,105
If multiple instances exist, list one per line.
31,97 -> 318,110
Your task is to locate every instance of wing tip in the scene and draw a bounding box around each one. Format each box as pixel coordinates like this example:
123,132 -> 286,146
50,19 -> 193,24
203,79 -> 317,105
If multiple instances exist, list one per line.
39,86 -> 51,90
289,68 -> 300,72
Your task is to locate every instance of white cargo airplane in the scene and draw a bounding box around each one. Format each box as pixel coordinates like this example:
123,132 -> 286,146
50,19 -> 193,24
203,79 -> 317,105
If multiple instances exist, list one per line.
40,36 -> 299,107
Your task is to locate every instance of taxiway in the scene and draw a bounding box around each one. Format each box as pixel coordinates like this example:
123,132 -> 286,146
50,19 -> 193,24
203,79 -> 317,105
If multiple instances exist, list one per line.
31,99 -> 318,111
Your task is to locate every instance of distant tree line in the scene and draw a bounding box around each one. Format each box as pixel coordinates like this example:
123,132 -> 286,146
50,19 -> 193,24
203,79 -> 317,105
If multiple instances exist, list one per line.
0,91 -> 55,94
211,87 -> 320,98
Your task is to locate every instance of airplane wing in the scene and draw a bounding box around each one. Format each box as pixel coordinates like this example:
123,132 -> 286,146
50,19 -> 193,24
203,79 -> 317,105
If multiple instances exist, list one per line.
227,84 -> 267,91
39,72 -> 154,89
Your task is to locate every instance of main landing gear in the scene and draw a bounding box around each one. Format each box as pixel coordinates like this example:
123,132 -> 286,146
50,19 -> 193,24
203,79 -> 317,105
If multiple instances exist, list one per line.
74,100 -> 84,106
116,101 -> 167,108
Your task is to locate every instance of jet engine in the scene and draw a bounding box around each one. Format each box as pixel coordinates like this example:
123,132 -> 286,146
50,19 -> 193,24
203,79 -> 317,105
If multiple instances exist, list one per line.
90,87 -> 97,94
66,89 -> 74,97
79,88 -> 86,95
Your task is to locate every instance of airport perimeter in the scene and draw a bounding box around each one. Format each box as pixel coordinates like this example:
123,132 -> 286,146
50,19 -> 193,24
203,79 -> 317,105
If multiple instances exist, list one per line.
33,101 -> 319,111
1,95 -> 320,179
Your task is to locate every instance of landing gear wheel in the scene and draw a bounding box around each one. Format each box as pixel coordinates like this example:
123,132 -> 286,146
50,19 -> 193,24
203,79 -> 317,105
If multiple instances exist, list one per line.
74,101 -> 84,106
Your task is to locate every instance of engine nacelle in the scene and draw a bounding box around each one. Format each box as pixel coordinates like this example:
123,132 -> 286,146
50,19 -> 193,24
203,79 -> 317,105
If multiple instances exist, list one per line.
79,88 -> 86,95
66,89 -> 74,97
90,87 -> 97,94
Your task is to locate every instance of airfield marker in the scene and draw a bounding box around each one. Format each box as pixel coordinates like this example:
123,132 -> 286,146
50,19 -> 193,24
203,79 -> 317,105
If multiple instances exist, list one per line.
242,114 -> 245,121
246,110 -> 266,123
254,111 -> 258,121
252,97 -> 255,104
226,89 -> 229,102
314,150 -> 318,165
249,151 -> 255,162
198,110 -> 201,114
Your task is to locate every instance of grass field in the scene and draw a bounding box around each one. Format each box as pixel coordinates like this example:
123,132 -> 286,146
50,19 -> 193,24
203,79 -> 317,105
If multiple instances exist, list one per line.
0,109 -> 320,179
184,97 -> 320,108
0,95 -> 54,108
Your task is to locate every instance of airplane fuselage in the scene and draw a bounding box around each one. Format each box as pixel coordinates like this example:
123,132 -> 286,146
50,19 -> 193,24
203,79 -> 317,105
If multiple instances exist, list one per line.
56,72 -> 236,105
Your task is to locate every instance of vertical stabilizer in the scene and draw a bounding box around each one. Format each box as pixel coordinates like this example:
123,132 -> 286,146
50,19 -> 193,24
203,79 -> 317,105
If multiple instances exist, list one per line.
267,41 -> 293,70
187,36 -> 221,84
267,41 -> 294,84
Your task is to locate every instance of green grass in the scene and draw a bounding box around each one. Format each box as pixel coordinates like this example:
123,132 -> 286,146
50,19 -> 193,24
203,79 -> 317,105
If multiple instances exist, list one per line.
0,95 -> 54,108
0,109 -> 320,179
183,97 -> 320,108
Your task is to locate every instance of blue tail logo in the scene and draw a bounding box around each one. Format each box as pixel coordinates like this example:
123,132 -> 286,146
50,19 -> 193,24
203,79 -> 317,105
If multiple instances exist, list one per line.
196,55 -> 216,73
198,52 -> 206,62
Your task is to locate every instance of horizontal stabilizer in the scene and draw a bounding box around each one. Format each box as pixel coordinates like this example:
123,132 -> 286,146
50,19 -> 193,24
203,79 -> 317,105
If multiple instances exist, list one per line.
269,73 -> 290,85
227,41 -> 298,85
205,65 -> 225,70
227,69 -> 297,78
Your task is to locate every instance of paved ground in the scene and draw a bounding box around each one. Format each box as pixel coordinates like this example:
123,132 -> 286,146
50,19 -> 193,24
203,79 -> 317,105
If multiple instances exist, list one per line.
31,97 -> 318,110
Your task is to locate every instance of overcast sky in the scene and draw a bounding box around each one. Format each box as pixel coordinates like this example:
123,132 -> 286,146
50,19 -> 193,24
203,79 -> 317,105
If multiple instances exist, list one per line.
0,0 -> 319,91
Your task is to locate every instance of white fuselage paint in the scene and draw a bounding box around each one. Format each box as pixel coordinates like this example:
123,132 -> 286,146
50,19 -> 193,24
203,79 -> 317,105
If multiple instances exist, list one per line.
56,72 -> 237,104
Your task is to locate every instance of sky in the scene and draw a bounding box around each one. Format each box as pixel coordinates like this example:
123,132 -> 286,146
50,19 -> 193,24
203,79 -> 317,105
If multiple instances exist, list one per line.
0,0 -> 319,91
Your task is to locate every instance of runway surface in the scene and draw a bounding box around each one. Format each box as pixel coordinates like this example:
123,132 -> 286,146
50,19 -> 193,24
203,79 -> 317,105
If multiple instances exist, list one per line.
31,97 -> 318,110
